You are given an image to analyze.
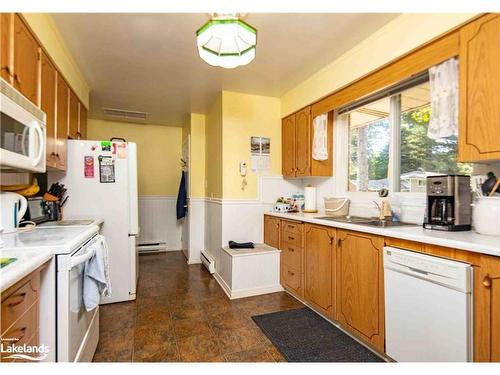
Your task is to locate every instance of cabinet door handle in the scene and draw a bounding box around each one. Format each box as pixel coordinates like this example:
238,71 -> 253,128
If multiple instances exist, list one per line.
288,247 -> 295,252
337,238 -> 343,247
288,271 -> 295,276
55,153 -> 60,160
8,292 -> 27,308
483,274 -> 492,288
287,225 -> 295,229
1,66 -> 12,76
288,236 -> 295,241
14,73 -> 21,84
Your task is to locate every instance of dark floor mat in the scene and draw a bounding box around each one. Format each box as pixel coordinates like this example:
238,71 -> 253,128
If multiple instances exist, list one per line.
252,307 -> 384,362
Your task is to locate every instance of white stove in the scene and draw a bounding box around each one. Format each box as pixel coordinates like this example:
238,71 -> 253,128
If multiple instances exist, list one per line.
1,226 -> 99,254
0,225 -> 101,362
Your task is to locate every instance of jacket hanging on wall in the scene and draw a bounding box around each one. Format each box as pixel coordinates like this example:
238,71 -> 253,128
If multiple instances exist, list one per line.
176,171 -> 187,220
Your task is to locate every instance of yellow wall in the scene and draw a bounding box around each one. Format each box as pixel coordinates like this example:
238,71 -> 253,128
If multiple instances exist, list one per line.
189,113 -> 206,198
88,119 -> 182,196
281,13 -> 478,116
204,94 -> 223,199
222,91 -> 281,199
22,13 -> 90,108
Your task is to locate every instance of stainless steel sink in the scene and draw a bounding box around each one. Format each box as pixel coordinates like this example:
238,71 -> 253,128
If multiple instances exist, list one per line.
314,216 -> 418,228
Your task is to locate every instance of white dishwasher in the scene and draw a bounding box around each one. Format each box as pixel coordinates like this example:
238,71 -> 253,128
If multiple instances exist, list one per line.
383,246 -> 473,362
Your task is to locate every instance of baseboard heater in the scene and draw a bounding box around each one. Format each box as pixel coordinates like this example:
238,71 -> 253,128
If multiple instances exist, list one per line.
200,249 -> 215,274
137,242 -> 167,254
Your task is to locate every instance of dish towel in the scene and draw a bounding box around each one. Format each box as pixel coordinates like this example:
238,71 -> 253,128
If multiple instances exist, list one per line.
312,114 -> 328,160
176,170 -> 188,220
83,235 -> 112,311
428,57 -> 459,139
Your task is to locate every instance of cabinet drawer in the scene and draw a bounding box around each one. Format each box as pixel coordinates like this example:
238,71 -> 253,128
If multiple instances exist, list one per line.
282,221 -> 302,235
1,273 -> 40,335
282,243 -> 302,270
0,301 -> 39,354
282,263 -> 301,293
282,232 -> 302,248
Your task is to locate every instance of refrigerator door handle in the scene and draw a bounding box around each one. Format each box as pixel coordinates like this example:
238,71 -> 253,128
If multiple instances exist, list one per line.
129,234 -> 138,296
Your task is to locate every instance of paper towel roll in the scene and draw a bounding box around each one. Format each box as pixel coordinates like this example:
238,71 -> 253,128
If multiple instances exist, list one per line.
304,185 -> 317,212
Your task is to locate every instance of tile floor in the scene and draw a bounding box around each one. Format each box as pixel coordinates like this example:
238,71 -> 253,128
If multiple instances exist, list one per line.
92,251 -> 304,362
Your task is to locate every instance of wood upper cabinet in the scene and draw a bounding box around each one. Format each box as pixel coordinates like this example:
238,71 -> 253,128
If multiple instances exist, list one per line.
68,89 -> 79,139
56,73 -> 69,170
295,107 -> 311,177
263,215 -> 280,249
40,50 -> 57,168
0,13 -> 13,83
79,103 -> 88,140
459,14 -> 500,162
282,114 -> 296,177
282,107 -> 333,178
13,14 -> 40,105
336,229 -> 385,352
304,224 -> 335,319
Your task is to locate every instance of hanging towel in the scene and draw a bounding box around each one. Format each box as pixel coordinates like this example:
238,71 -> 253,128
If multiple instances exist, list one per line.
83,235 -> 112,311
428,58 -> 459,139
312,114 -> 328,160
176,171 -> 187,220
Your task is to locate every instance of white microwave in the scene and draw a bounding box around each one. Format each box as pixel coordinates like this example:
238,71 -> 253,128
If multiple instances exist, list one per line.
0,77 -> 46,173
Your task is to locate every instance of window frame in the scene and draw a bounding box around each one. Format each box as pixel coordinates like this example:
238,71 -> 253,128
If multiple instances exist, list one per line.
334,79 -> 440,199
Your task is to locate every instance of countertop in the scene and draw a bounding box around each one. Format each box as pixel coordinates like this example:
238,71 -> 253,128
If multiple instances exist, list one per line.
266,211 -> 500,257
223,243 -> 281,257
0,247 -> 54,292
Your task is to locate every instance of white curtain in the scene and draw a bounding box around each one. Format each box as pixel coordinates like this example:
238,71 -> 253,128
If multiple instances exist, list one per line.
427,57 -> 459,139
312,113 -> 328,160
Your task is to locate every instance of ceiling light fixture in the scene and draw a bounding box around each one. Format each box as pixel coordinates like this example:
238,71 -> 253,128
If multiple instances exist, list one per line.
196,14 -> 257,69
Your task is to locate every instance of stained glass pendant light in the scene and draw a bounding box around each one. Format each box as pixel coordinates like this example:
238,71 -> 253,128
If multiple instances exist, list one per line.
196,14 -> 257,69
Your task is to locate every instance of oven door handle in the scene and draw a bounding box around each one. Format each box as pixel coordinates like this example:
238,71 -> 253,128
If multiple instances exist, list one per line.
70,246 -> 96,269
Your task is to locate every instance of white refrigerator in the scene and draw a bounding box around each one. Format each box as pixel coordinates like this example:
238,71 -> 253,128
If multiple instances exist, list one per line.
60,140 -> 139,304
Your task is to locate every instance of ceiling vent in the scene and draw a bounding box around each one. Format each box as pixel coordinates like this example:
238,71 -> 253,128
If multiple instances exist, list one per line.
103,108 -> 148,121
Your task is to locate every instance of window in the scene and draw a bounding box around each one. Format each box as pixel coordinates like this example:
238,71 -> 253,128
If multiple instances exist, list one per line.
348,97 -> 390,192
345,78 -> 471,193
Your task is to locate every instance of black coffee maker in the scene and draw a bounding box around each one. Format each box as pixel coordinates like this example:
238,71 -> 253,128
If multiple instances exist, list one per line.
423,175 -> 471,231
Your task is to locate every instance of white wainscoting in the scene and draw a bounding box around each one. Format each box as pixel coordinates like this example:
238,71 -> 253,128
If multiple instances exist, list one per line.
138,196 -> 182,251
204,198 -> 223,265
186,197 -> 205,264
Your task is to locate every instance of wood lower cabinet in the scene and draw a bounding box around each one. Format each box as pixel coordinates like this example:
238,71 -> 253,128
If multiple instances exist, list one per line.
304,224 -> 335,318
471,254 -> 500,362
41,50 -> 57,168
459,14 -> 500,162
280,220 -> 304,297
263,215 -> 280,249
337,229 -> 385,352
0,265 -> 43,362
13,14 -> 40,105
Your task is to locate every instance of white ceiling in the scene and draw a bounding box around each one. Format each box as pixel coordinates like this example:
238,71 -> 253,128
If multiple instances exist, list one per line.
52,13 -> 398,126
